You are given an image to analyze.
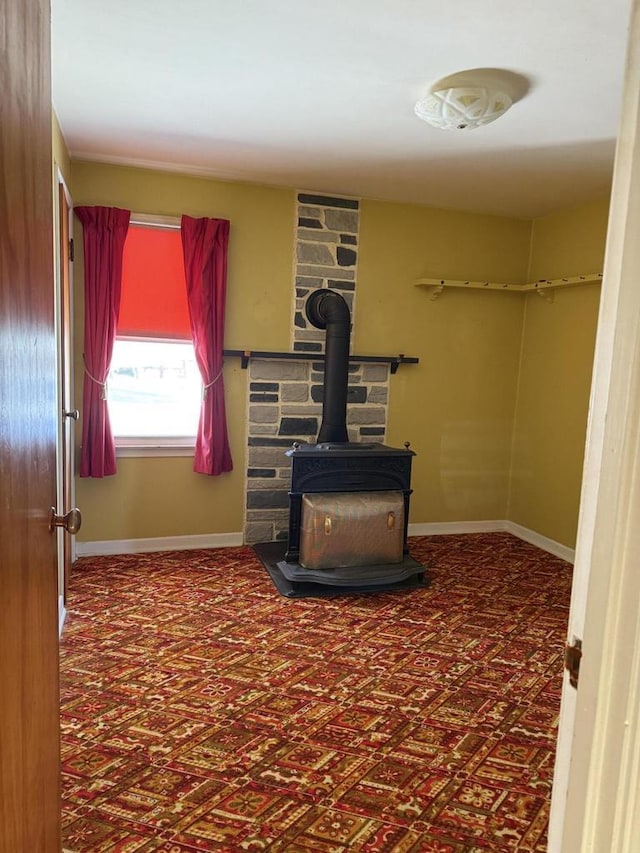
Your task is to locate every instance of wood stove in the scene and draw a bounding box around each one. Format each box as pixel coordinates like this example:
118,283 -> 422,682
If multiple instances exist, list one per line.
271,288 -> 425,590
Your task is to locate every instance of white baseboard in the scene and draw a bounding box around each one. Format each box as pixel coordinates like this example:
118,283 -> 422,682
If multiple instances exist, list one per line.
408,519 -> 574,563
504,521 -> 575,563
58,595 -> 66,637
75,522 -> 573,564
75,531 -> 244,558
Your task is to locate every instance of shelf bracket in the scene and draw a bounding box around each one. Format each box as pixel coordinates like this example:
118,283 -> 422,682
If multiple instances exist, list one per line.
390,355 -> 405,374
534,288 -> 555,304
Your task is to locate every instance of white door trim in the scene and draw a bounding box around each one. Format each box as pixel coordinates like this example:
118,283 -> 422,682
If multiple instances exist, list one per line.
53,168 -> 77,580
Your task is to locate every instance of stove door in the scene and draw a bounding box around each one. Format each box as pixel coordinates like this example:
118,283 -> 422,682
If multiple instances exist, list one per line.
299,491 -> 404,570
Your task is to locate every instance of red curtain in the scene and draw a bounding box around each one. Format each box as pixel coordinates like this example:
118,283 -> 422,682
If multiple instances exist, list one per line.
181,215 -> 233,476
75,206 -> 130,477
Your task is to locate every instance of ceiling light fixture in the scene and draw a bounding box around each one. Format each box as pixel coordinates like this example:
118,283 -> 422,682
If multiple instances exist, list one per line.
415,86 -> 513,130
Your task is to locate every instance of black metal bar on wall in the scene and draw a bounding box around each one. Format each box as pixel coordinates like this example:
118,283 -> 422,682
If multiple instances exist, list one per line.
223,349 -> 419,374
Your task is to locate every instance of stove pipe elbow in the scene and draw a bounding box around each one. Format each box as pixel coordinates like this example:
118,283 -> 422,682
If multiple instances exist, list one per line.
305,289 -> 351,443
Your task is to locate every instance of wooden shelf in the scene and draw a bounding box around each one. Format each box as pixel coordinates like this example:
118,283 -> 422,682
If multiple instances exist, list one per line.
415,273 -> 603,303
223,349 -> 419,374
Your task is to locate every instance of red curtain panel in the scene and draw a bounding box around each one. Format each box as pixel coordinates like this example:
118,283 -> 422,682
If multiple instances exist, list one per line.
75,206 -> 130,477
181,215 -> 233,476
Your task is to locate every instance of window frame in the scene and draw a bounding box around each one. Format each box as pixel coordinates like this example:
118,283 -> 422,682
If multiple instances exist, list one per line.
112,215 -> 200,457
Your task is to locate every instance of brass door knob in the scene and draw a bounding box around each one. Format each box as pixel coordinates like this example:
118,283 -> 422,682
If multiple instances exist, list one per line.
49,507 -> 82,535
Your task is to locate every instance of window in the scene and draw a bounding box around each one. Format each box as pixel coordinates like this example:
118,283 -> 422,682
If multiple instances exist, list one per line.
109,338 -> 201,442
109,218 -> 201,453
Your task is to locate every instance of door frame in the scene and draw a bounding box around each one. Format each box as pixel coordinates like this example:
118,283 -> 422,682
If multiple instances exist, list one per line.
54,167 -> 76,634
549,0 -> 640,848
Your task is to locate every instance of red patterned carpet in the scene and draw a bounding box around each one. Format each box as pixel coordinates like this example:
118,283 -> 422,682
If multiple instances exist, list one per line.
60,533 -> 572,852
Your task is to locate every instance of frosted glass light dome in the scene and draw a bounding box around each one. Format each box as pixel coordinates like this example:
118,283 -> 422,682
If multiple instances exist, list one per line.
414,86 -> 513,130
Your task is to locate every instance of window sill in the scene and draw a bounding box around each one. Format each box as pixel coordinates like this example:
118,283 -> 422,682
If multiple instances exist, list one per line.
116,443 -> 195,458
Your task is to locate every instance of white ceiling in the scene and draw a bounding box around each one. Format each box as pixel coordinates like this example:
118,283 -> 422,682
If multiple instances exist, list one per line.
51,0 -> 631,219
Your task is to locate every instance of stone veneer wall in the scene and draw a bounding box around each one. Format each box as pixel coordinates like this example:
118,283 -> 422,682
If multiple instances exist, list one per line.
244,192 -> 391,545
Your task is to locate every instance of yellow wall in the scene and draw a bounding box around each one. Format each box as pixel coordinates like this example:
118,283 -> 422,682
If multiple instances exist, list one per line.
356,200 -> 530,523
509,198 -> 610,546
71,163 -> 533,542
70,159 -> 609,550
528,196 -> 610,281
71,162 -> 294,541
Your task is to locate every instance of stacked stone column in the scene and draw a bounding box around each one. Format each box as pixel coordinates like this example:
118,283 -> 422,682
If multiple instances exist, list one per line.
244,193 -> 391,544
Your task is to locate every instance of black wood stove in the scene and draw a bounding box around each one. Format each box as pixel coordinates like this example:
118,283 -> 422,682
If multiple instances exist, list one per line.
255,288 -> 426,595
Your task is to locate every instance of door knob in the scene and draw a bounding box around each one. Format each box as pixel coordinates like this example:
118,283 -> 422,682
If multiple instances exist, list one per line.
63,409 -> 79,420
49,507 -> 82,535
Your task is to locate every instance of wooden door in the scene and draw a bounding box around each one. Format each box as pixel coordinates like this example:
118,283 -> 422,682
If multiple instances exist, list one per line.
0,0 -> 61,851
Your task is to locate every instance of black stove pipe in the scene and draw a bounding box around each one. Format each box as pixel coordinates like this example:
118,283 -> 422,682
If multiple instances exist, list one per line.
305,289 -> 351,443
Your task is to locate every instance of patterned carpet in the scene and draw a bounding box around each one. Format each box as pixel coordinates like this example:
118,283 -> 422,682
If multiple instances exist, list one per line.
60,533 -> 572,852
